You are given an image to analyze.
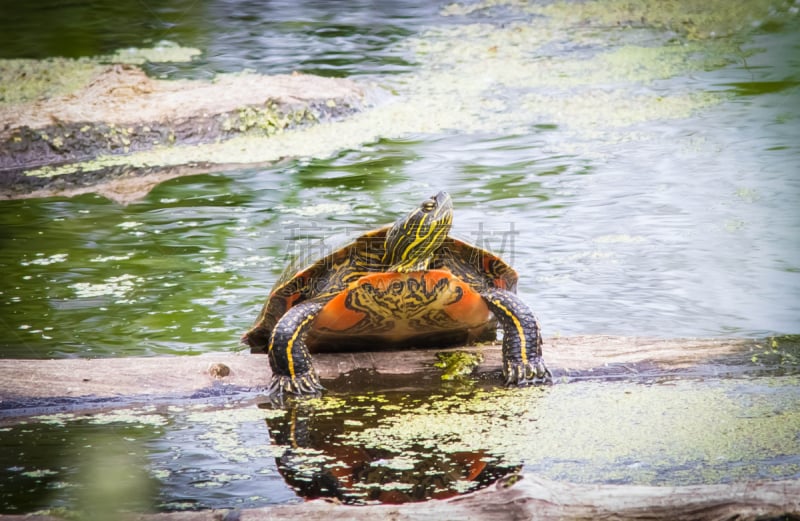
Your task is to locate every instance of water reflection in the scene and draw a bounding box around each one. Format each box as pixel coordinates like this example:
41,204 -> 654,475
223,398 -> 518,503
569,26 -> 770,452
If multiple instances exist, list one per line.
262,389 -> 519,504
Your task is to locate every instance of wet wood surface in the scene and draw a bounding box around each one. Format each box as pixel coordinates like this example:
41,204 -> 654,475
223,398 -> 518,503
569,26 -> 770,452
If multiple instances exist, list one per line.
0,335 -> 782,417
164,474 -> 800,521
2,473 -> 798,521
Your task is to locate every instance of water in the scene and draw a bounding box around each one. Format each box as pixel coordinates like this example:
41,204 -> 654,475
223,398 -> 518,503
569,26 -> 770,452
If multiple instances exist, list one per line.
2,377 -> 799,513
0,0 -> 437,77
1,0 -> 799,514
1,2 -> 799,358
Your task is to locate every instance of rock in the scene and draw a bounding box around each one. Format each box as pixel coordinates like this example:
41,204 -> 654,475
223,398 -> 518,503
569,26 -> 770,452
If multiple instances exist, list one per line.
207,362 -> 231,379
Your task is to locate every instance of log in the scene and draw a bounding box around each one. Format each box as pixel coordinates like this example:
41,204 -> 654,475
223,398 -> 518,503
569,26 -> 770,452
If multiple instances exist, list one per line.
2,474 -> 798,521
152,474 -> 800,521
0,63 -> 365,202
0,335 -> 791,417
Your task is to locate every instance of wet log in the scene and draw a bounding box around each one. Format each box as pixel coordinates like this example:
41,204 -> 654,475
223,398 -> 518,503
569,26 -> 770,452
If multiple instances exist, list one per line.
0,64 -> 365,201
0,335 -> 793,417
166,474 -> 800,521
2,473 -> 798,521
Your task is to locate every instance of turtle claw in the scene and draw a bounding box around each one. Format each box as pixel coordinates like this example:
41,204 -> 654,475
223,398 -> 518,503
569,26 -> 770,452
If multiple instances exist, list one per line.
503,357 -> 552,387
265,372 -> 325,400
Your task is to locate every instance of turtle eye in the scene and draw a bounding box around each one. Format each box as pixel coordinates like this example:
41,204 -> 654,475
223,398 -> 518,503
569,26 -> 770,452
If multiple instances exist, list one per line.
422,200 -> 436,212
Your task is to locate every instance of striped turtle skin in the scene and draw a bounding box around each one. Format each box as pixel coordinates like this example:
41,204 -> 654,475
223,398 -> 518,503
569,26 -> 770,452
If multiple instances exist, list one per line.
242,191 -> 550,397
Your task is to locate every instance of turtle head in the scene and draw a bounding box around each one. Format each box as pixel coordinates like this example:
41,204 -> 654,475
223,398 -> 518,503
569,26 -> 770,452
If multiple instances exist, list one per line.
383,191 -> 453,272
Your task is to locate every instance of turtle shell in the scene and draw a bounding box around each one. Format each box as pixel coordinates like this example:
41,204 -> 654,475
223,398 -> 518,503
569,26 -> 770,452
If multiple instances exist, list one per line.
244,226 -> 518,353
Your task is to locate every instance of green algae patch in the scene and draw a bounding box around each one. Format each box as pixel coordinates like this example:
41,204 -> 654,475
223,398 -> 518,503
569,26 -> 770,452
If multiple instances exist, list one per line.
184,404 -> 285,464
402,19 -> 740,142
33,408 -> 168,427
220,103 -> 318,137
750,335 -> 800,367
0,59 -> 103,106
435,351 -> 484,380
0,41 -> 200,106
340,388 -> 546,465
522,90 -> 723,138
443,0 -> 797,40
264,392 -> 517,503
334,377 -> 800,486
532,0 -> 793,40
529,378 -> 800,483
105,40 -> 201,66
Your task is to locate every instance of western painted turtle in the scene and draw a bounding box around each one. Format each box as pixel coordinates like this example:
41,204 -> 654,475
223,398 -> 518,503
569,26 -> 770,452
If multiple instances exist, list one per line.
242,191 -> 551,396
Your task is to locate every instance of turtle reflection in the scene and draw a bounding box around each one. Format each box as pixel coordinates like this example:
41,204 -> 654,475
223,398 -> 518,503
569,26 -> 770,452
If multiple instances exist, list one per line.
263,394 -> 518,504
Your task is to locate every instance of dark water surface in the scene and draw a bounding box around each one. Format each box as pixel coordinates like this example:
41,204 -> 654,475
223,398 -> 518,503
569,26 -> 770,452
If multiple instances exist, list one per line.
1,0 -> 799,515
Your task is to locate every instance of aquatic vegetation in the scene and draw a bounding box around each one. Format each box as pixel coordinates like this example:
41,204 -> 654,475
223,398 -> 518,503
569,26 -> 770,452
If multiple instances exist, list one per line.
106,40 -> 202,65
751,335 -> 800,366
434,351 -> 485,380
0,41 -> 200,106
442,0 -> 796,40
250,374 -> 800,504
333,377 -> 800,484
15,0 -> 781,184
184,405 -> 286,464
70,273 -> 146,302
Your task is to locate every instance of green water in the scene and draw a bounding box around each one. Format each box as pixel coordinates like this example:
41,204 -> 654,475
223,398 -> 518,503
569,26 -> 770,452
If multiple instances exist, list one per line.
1,0 -> 799,515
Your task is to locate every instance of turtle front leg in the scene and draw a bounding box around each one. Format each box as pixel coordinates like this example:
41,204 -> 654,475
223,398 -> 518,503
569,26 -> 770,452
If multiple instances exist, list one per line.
266,299 -> 326,398
482,288 -> 551,385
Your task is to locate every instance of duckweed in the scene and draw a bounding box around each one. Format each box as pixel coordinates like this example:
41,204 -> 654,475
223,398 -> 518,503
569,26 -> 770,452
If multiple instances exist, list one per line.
443,0 -> 795,40
331,377 -> 800,485
0,41 -> 200,106
434,351 -> 484,380
19,0 -> 775,181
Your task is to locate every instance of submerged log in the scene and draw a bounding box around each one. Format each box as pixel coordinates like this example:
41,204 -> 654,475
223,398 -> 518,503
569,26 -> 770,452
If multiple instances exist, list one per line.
0,63 -> 365,201
0,335 -> 793,416
1,473 -> 797,521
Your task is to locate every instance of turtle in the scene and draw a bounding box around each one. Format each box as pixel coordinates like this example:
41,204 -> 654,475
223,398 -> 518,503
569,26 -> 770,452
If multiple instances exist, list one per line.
242,191 -> 551,396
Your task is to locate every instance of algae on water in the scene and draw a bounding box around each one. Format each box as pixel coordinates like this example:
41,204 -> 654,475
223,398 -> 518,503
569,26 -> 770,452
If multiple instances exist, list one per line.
14,0 -> 786,181
337,377 -> 800,485
435,351 -> 484,380
442,0 -> 795,40
0,41 -> 200,106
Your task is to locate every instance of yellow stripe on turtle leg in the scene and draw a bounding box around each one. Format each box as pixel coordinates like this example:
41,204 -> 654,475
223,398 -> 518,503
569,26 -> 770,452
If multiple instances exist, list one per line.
284,313 -> 317,379
490,298 -> 528,365
266,299 -> 326,396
